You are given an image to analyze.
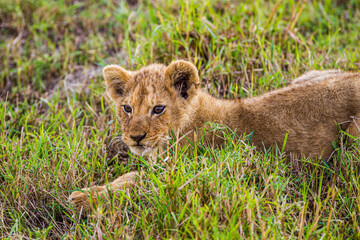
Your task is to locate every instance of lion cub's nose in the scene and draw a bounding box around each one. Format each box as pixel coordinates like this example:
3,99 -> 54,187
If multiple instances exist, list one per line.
130,133 -> 147,142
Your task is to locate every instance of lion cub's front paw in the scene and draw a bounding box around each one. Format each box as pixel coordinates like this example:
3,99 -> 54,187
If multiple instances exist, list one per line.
69,186 -> 105,210
68,171 -> 138,211
69,190 -> 90,210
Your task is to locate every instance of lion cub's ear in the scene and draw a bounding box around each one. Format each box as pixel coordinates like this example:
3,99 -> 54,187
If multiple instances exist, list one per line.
103,65 -> 132,100
165,60 -> 200,99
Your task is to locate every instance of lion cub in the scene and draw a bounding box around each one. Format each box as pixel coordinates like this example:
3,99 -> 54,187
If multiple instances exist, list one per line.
69,61 -> 360,209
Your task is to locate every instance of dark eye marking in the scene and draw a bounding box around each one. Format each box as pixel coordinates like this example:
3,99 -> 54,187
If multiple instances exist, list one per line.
152,105 -> 165,115
123,105 -> 132,113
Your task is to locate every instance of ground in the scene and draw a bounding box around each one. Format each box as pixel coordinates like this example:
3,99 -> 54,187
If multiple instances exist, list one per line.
1,0 -> 360,239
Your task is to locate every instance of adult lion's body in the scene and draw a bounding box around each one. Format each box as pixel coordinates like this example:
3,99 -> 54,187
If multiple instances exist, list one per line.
69,61 -> 360,209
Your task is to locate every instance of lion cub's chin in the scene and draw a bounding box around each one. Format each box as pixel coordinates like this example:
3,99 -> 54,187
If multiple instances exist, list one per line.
129,145 -> 157,156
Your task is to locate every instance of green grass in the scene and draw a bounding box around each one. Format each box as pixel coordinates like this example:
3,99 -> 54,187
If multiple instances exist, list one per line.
1,0 -> 360,238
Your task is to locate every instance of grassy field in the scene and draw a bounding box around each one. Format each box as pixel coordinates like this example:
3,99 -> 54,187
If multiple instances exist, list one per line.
1,0 -> 360,238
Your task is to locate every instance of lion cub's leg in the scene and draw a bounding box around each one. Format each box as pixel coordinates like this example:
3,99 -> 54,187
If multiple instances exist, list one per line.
69,171 -> 138,210
346,113 -> 360,141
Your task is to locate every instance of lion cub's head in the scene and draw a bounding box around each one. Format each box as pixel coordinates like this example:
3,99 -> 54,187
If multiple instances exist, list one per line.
103,60 -> 200,156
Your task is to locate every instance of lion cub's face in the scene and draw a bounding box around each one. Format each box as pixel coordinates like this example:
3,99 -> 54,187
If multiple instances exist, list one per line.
103,61 -> 200,156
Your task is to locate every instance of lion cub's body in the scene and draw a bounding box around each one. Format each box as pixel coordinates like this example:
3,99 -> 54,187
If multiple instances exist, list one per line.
104,62 -> 360,158
69,62 -> 360,209
186,72 -> 360,158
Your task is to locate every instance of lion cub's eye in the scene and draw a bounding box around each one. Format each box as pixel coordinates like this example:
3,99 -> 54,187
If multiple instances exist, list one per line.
123,105 -> 132,113
152,106 -> 165,114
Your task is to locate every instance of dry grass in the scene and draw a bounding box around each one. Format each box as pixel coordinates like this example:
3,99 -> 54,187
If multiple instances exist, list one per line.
1,0 -> 360,238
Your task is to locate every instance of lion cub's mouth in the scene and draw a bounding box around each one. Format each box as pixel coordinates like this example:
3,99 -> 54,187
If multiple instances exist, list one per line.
129,144 -> 155,156
122,135 -> 168,156
133,144 -> 145,149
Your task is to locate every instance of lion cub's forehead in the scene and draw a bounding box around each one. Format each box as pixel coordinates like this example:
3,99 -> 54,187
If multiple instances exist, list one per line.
125,64 -> 170,106
133,64 -> 166,84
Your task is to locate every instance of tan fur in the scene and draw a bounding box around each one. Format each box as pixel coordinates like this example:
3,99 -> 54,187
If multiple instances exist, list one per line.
290,70 -> 342,85
69,61 -> 360,209
69,171 -> 136,210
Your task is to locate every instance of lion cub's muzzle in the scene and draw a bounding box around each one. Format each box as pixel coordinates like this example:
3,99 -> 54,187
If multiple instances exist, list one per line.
123,132 -> 147,147
130,133 -> 146,143
122,133 -> 155,156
